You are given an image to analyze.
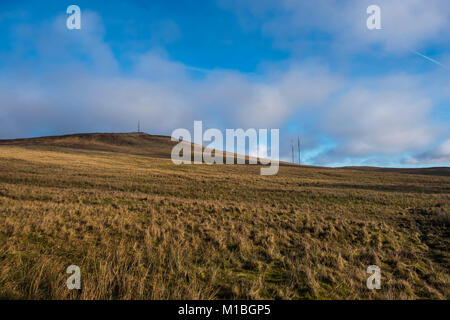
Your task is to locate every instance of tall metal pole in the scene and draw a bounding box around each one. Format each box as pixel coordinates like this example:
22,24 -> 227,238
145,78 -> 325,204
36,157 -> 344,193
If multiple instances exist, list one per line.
291,140 -> 294,163
297,136 -> 301,165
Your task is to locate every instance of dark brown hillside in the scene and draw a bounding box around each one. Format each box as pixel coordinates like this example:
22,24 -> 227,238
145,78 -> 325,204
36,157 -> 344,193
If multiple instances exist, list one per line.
0,132 -> 178,159
0,132 -> 265,165
341,166 -> 450,177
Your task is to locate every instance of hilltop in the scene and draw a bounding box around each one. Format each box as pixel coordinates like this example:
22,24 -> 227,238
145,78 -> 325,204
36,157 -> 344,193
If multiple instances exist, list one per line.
0,132 -> 261,165
0,132 -> 178,159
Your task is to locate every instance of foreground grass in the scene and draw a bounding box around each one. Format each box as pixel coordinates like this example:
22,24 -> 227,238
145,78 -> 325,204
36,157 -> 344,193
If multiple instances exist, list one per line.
0,146 -> 448,299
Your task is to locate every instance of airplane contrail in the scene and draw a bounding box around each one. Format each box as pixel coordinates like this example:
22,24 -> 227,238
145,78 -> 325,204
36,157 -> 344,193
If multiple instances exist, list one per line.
411,50 -> 450,71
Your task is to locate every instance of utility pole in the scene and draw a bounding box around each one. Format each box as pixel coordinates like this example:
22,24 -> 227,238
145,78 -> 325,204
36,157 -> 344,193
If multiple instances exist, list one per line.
291,140 -> 294,163
138,121 -> 140,133
297,136 -> 301,165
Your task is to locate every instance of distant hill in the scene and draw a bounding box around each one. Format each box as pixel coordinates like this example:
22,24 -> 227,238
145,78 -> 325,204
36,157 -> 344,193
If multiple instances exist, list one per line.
341,166 -> 450,177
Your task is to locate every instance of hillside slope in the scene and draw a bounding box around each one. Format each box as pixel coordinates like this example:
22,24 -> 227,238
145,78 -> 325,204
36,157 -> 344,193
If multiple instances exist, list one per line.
1,133 -> 448,176
0,133 -> 178,159
341,166 -> 450,177
0,132 -> 262,164
0,133 -> 448,299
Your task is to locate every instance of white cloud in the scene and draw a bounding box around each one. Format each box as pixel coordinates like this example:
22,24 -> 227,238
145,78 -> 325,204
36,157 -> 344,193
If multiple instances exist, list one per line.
219,0 -> 450,53
318,74 -> 437,159
199,65 -> 341,128
406,139 -> 450,164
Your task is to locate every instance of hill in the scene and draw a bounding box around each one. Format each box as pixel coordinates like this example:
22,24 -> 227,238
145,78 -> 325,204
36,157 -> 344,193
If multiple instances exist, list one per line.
341,166 -> 450,177
1,132 -> 448,176
0,132 -> 259,165
0,132 -> 178,159
0,133 -> 448,299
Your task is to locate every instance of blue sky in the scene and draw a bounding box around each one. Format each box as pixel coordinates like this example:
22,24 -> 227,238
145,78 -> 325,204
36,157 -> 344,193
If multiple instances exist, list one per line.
0,0 -> 449,167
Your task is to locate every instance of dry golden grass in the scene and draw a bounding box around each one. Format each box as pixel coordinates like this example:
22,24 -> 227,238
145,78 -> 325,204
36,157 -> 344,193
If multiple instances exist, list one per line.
0,135 -> 448,300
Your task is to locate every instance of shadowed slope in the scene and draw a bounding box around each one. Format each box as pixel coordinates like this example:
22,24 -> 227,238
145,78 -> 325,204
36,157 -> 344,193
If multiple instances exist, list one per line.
0,133 -> 178,159
0,132 -> 265,165
341,166 -> 450,177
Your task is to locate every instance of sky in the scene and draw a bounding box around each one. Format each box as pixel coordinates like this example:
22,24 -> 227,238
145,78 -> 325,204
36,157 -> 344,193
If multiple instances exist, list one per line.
0,0 -> 449,167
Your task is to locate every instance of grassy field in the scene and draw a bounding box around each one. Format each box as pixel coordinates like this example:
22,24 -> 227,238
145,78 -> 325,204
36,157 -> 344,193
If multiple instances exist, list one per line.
0,133 -> 448,299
